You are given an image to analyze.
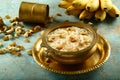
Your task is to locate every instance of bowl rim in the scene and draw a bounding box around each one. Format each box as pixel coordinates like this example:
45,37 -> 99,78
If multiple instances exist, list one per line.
41,22 -> 98,55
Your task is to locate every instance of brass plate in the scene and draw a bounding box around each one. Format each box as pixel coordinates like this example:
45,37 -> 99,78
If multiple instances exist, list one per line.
32,35 -> 110,74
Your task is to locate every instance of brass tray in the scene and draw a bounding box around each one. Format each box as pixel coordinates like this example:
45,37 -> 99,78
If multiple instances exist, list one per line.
32,34 -> 110,74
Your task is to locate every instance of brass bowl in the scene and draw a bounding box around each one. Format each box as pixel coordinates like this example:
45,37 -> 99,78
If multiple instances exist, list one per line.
32,34 -> 110,74
41,22 -> 98,64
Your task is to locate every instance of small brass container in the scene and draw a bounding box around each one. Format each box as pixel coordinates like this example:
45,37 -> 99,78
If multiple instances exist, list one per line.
41,22 -> 98,64
19,2 -> 49,24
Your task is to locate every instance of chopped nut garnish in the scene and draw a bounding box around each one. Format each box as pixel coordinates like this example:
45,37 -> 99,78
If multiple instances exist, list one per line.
2,47 -> 9,53
79,42 -> 84,47
69,36 -> 77,42
17,46 -> 25,50
23,31 -> 29,37
0,17 -> 4,30
14,33 -> 19,38
48,36 -> 55,42
59,34 -> 65,38
56,45 -> 63,50
10,21 -> 19,26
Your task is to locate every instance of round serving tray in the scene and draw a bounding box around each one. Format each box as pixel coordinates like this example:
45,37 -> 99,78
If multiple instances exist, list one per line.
32,34 -> 110,74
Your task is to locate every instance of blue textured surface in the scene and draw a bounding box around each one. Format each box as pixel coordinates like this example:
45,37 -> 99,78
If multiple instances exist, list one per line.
0,0 -> 120,80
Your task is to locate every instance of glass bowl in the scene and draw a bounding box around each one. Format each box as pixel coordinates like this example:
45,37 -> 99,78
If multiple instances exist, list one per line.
41,22 -> 98,64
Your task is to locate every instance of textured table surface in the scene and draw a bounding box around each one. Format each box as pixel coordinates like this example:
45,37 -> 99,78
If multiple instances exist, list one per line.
0,0 -> 120,80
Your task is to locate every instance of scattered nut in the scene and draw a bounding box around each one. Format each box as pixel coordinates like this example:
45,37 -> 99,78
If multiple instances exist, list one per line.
17,46 -> 25,50
56,13 -> 62,16
48,36 -> 55,42
24,29 -> 34,37
14,33 -> 20,38
5,15 -> 10,19
80,30 -> 88,35
3,35 -> 13,41
2,47 -> 9,53
9,16 -> 19,23
10,51 -> 16,55
66,26 -> 76,31
26,49 -> 32,55
45,58 -> 51,63
17,23 -> 24,28
9,42 -> 16,47
33,25 -> 41,33
0,41 -> 25,56
25,38 -> 30,43
15,26 -> 22,34
3,35 -> 9,41
21,30 -> 25,34
6,27 -> 15,34
3,26 -> 8,32
8,46 -> 20,51
0,50 -> 5,54
10,21 -> 19,26
59,34 -> 65,38
16,52 -> 22,57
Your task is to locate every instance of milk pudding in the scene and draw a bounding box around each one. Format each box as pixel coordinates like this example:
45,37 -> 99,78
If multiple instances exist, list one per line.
47,26 -> 93,52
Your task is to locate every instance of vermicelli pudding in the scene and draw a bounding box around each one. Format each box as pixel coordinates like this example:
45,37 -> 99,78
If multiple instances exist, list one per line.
47,26 -> 93,52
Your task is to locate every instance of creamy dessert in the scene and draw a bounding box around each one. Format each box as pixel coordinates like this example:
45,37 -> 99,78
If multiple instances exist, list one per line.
47,26 -> 93,52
